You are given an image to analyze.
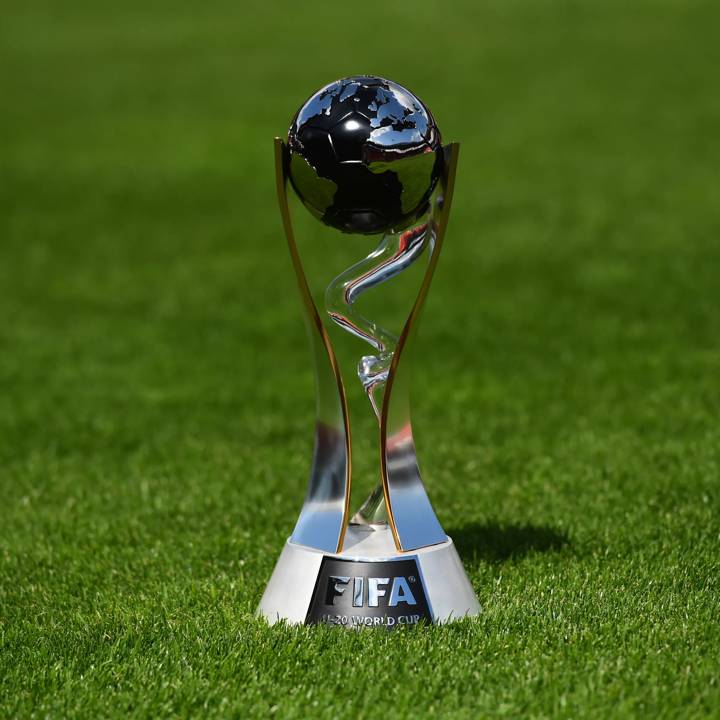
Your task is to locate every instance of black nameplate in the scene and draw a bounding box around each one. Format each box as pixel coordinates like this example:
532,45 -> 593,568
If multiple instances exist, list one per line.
305,557 -> 432,628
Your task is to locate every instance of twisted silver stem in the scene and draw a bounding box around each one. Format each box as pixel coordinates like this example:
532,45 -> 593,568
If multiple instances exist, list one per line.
325,221 -> 430,521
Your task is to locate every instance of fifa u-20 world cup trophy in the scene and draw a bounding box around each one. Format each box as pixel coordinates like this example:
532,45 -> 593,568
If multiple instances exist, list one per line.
258,76 -> 480,627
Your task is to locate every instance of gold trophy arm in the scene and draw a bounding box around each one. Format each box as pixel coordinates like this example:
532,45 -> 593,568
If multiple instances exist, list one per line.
380,142 -> 460,552
274,138 -> 352,554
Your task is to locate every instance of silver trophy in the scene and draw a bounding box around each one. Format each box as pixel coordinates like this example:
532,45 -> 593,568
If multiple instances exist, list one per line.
258,76 -> 480,627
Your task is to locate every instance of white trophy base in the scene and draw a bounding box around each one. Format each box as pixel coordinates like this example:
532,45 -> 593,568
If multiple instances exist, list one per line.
257,523 -> 480,627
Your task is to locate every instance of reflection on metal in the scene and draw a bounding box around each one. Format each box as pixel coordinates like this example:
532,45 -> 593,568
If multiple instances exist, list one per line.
275,138 -> 351,554
381,144 -> 460,551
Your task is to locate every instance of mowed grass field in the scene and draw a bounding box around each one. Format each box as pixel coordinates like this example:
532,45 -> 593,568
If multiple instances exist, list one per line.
2,0 -> 719,717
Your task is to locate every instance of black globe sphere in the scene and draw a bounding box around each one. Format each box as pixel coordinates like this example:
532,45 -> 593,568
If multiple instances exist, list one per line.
287,76 -> 442,235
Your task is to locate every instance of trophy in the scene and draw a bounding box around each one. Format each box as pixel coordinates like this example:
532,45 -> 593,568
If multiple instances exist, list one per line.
258,76 -> 480,627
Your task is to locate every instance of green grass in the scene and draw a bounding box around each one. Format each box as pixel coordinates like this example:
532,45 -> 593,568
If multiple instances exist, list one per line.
2,0 -> 720,717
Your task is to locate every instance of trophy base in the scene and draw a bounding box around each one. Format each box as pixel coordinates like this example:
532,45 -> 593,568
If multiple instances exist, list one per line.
257,523 -> 480,628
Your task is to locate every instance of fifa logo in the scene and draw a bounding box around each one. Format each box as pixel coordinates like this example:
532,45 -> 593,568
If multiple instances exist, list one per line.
326,575 -> 418,608
305,558 -> 432,626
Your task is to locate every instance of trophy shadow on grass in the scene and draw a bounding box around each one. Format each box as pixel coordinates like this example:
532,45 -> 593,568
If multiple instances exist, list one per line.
446,522 -> 570,566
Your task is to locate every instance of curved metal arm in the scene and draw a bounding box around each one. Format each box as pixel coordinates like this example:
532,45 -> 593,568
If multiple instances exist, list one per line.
274,138 -> 351,554
380,143 -> 460,551
275,139 -> 459,554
